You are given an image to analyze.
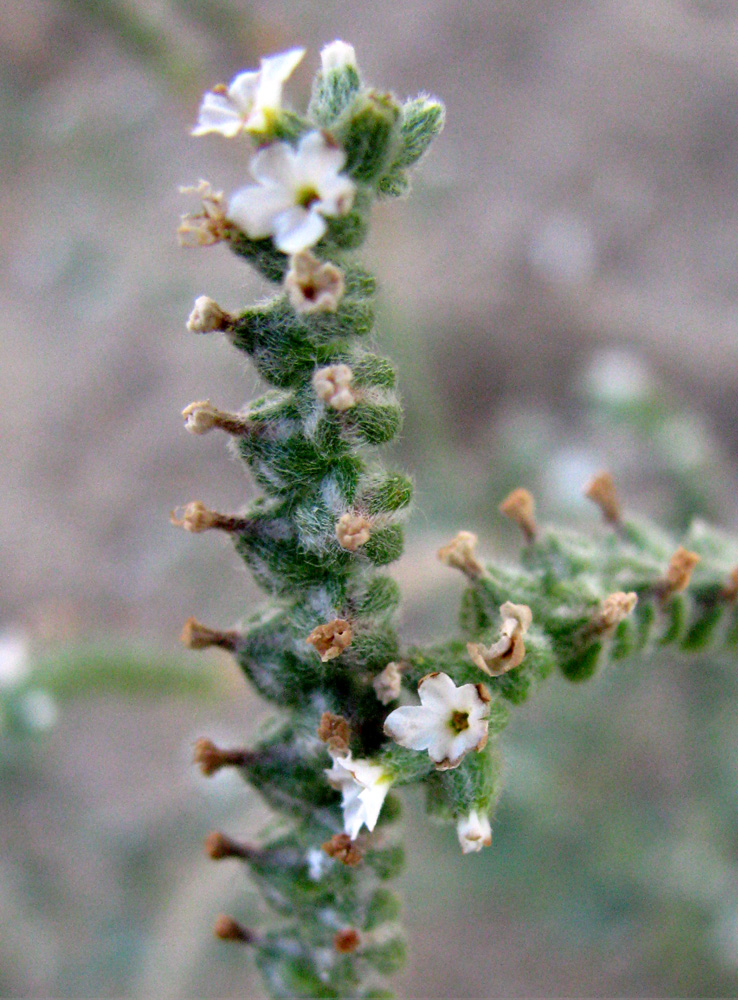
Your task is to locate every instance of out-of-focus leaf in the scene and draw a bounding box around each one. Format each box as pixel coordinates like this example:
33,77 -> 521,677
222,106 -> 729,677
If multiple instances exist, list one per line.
30,646 -> 220,701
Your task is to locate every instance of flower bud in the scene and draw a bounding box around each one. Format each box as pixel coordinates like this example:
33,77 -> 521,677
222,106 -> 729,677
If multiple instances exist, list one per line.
456,810 -> 492,854
321,40 -> 358,73
336,512 -> 372,551
186,295 -> 233,334
313,364 -> 356,411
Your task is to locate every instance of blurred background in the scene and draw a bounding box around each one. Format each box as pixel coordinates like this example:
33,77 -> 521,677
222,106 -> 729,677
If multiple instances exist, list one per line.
4,0 -> 738,995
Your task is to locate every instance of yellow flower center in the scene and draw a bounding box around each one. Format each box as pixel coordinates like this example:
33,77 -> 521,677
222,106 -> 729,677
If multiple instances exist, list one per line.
449,710 -> 469,734
296,185 -> 320,209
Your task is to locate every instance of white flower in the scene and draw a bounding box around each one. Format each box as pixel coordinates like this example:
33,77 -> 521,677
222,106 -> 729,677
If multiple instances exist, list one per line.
456,810 -> 492,854
227,131 -> 355,254
326,752 -> 393,840
320,40 -> 358,73
383,672 -> 491,771
192,47 -> 305,138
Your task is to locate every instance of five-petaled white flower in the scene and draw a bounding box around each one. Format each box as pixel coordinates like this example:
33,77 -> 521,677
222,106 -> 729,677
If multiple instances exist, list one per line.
383,672 -> 491,770
456,809 -> 492,854
326,751 -> 393,840
192,47 -> 305,138
227,131 -> 355,254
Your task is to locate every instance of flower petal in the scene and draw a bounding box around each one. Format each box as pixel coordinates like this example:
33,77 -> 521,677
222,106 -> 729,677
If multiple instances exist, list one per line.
297,130 -> 347,182
256,47 -> 305,106
453,681 -> 491,716
192,92 -> 244,137
416,672 -> 458,713
316,174 -> 355,217
226,70 -> 260,111
325,752 -> 392,838
383,704 -> 438,752
273,206 -> 327,253
227,184 -> 294,239
250,141 -> 299,190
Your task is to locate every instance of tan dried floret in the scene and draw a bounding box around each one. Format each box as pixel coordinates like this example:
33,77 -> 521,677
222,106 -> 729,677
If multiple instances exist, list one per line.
594,591 -> 638,631
180,617 -> 238,651
722,567 -> 738,600
467,602 -> 532,676
437,530 -> 483,577
661,547 -> 700,596
334,928 -> 361,953
306,619 -> 352,661
322,832 -> 363,866
170,500 -> 220,533
286,249 -> 345,314
584,471 -> 622,525
193,737 -> 252,776
204,830 -> 253,860
499,488 -> 537,542
373,661 -> 402,705
213,914 -> 255,944
178,180 -> 230,247
170,501 -> 249,534
318,711 -> 351,755
181,400 -> 251,436
336,512 -> 372,551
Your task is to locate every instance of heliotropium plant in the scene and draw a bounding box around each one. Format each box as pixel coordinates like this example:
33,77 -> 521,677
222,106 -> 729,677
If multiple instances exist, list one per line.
174,41 -> 738,999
